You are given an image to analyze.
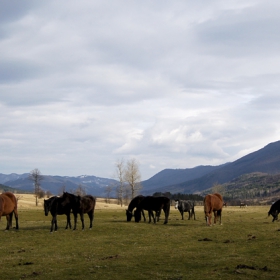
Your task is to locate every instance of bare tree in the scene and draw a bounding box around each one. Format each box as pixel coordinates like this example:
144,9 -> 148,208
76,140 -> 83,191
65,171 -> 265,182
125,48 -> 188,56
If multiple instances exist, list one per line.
115,159 -> 125,206
29,168 -> 44,206
58,185 -> 66,196
211,183 -> 225,195
45,190 -> 52,198
75,184 -> 87,196
124,158 -> 142,199
105,185 -> 113,203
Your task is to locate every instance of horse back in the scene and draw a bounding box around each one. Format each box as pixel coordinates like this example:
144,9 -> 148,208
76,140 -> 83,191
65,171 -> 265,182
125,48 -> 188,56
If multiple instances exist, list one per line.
204,193 -> 223,212
0,192 -> 17,215
128,195 -> 145,211
139,196 -> 170,211
80,195 -> 96,213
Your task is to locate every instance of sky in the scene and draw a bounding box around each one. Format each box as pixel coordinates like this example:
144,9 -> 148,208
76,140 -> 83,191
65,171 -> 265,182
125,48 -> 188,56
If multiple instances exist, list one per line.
1,0 -> 280,181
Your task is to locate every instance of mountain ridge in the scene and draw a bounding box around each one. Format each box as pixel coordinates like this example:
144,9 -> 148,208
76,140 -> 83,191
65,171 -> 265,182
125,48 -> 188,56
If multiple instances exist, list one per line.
1,140 -> 280,196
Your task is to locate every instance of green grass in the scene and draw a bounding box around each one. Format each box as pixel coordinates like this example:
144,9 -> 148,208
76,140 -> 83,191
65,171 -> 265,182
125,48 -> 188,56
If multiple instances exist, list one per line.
0,206 -> 280,279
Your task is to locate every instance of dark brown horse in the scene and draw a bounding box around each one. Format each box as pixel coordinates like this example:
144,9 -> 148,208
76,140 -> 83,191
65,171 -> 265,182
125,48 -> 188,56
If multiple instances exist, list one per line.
204,193 -> 223,226
62,192 -> 96,230
0,192 -> 19,230
126,195 -> 146,222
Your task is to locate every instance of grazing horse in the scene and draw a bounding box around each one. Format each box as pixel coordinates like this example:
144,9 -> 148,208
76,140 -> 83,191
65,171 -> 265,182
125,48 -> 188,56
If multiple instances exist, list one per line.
126,195 -> 146,222
204,193 -> 223,226
44,196 -> 72,232
174,199 -> 196,220
268,199 -> 280,222
0,192 -> 19,230
134,196 -> 170,224
62,192 -> 96,230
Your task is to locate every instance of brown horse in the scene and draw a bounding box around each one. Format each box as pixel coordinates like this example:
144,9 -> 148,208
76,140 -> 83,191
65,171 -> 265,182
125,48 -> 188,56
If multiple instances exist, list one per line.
203,193 -> 223,226
62,192 -> 96,230
0,192 -> 19,230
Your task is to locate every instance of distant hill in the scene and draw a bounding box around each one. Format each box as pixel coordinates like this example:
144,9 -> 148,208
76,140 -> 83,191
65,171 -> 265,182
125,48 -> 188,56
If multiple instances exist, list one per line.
141,164 -> 227,193
142,140 -> 280,195
0,174 -> 118,196
2,140 -> 280,197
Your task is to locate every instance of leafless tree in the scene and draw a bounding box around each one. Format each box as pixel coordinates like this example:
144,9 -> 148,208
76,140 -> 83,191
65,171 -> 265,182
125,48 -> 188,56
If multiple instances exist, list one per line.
75,184 -> 87,196
29,168 -> 44,206
124,158 -> 142,199
105,185 -> 114,203
115,159 -> 125,206
45,190 -> 52,198
58,185 -> 66,196
211,183 -> 225,195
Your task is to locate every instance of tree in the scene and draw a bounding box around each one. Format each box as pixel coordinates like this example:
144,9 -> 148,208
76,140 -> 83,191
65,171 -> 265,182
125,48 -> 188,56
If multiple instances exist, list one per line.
105,185 -> 113,203
75,185 -> 86,196
211,183 -> 225,195
115,159 -> 125,206
29,168 -> 44,206
124,158 -> 142,199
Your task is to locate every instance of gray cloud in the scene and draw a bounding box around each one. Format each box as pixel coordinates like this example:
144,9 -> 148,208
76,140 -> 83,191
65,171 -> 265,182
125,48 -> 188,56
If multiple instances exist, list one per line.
1,0 -> 280,180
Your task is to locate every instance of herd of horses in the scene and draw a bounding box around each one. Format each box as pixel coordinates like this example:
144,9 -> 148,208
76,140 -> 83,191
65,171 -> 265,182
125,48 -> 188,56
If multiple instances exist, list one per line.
1,190 -> 280,231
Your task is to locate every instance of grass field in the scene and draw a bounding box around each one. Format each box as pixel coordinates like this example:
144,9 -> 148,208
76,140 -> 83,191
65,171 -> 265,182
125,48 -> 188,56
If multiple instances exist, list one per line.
0,196 -> 279,280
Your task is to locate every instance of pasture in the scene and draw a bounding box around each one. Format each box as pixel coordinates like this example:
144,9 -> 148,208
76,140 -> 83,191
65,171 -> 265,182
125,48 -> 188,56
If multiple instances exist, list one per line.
0,197 -> 279,279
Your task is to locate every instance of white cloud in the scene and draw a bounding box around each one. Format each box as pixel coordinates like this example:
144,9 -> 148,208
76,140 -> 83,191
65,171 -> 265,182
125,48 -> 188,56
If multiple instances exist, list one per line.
0,0 -> 280,180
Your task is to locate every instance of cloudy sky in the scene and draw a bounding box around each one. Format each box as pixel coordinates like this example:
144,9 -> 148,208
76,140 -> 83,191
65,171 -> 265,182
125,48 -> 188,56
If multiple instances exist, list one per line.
1,0 -> 280,180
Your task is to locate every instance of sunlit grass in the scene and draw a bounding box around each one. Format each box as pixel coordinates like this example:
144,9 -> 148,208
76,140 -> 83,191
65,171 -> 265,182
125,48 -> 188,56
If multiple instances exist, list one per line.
0,206 -> 279,279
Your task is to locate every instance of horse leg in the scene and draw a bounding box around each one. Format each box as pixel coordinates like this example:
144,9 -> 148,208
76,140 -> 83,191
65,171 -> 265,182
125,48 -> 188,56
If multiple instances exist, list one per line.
65,213 -> 71,229
141,210 -> 146,222
14,209 -> 19,230
163,206 -> 169,224
80,213 -> 85,230
157,209 -> 162,222
192,209 -> 196,220
5,214 -> 11,230
9,212 -> 13,229
148,211 -> 152,223
88,211 -> 93,229
73,213 -> 78,230
181,210 -> 184,220
218,210 -> 222,225
50,215 -> 55,232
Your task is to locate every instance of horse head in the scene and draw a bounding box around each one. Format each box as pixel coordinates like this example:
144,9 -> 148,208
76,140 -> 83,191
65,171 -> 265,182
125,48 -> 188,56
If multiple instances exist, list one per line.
126,209 -> 134,222
44,198 -> 54,216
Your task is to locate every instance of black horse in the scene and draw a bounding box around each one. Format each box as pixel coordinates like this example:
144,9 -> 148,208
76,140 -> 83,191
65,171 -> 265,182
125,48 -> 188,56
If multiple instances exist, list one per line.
134,196 -> 170,224
44,196 -> 72,232
268,199 -> 280,222
126,195 -> 146,222
62,192 -> 96,230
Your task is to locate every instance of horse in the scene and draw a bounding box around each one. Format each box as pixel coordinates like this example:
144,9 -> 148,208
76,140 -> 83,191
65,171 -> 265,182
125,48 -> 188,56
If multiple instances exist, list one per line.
134,196 -> 170,224
240,202 -> 247,208
203,193 -> 223,226
268,199 -> 280,222
0,192 -> 19,230
62,192 -> 96,230
126,195 -> 146,222
174,199 -> 196,220
44,196 -> 72,232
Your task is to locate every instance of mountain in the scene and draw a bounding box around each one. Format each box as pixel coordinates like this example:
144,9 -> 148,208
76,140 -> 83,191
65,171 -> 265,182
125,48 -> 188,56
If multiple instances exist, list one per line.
0,174 -> 118,196
144,140 -> 280,194
2,140 -> 280,197
141,164 -> 228,193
